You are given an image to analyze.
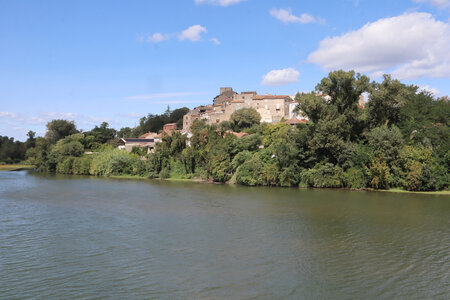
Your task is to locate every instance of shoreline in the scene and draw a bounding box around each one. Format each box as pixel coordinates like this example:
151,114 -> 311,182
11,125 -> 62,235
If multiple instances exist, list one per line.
0,164 -> 35,172
3,165 -> 448,195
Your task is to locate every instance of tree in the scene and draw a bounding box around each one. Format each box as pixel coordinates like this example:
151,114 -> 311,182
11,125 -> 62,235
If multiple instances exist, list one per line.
45,120 -> 78,144
85,122 -> 116,146
230,108 -> 261,131
367,75 -> 418,128
169,107 -> 190,129
365,125 -> 403,165
117,127 -> 133,138
315,70 -> 370,140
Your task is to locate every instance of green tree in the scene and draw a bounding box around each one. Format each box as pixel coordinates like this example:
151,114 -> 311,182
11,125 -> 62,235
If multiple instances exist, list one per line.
230,108 -> 261,131
85,122 -> 116,147
45,120 -> 78,144
367,75 -> 418,128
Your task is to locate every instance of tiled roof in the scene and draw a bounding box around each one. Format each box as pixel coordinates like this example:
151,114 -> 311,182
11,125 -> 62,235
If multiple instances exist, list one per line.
139,132 -> 158,138
253,95 -> 290,100
120,138 -> 155,143
285,118 -> 308,125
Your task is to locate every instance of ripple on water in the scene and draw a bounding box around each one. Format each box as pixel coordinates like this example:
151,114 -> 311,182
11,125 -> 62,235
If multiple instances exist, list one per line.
0,173 -> 449,299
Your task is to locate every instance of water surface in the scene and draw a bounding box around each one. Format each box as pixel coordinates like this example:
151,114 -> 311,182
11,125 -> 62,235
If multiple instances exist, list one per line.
1,171 -> 449,299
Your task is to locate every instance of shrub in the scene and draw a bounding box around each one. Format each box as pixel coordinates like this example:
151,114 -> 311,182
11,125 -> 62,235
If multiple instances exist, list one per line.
159,167 -> 170,179
345,167 -> 367,189
235,154 -> 264,186
367,156 -> 390,189
72,156 -> 92,175
56,156 -> 75,174
301,163 -> 345,188
89,149 -> 140,176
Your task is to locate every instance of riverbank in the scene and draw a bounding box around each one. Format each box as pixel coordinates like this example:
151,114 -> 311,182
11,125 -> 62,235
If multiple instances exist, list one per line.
0,164 -> 35,171
112,174 -> 449,195
375,188 -> 450,196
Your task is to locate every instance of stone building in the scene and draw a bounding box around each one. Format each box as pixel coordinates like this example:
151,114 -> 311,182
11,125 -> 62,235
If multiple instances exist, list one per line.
183,87 -> 304,130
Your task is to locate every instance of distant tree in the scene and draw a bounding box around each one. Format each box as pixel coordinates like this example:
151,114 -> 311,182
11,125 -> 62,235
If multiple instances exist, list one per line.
26,130 -> 36,148
117,127 -> 133,138
169,107 -> 190,129
230,108 -> 261,131
0,136 -> 26,163
85,122 -> 116,146
45,120 -> 78,144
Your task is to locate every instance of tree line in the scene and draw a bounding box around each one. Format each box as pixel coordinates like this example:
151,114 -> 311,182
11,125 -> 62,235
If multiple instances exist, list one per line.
5,70 -> 449,191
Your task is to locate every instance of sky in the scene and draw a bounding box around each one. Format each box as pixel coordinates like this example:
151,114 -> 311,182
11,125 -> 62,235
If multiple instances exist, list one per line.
1,0 -> 449,141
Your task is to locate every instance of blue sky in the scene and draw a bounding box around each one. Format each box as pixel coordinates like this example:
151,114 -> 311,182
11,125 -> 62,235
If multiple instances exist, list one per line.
1,0 -> 449,140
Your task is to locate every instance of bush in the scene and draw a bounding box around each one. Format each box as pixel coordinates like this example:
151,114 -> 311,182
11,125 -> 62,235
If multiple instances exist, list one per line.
279,165 -> 301,187
72,156 -> 92,175
235,154 -> 264,186
301,163 -> 345,188
159,167 -> 170,179
89,149 -> 140,176
367,156 -> 390,189
345,167 -> 367,189
56,157 -> 75,174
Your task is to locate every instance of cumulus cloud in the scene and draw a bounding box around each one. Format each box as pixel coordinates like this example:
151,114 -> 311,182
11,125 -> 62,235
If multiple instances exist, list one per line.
179,25 -> 207,42
413,0 -> 450,9
147,33 -> 170,43
419,85 -> 441,96
270,8 -> 323,24
194,0 -> 246,6
308,12 -> 450,80
261,68 -> 300,86
210,37 -> 221,45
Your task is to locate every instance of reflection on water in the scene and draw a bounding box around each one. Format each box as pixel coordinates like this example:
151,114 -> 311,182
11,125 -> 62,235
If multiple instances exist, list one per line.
1,171 -> 449,299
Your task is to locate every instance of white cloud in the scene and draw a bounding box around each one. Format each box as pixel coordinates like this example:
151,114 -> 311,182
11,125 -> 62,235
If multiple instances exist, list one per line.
419,85 -> 441,96
141,25 -> 209,43
270,8 -> 323,24
413,0 -> 450,9
0,111 -> 18,118
194,0 -> 246,6
179,25 -> 207,42
124,91 -> 208,100
210,37 -> 221,45
261,68 -> 300,86
147,33 -> 170,43
308,12 -> 450,80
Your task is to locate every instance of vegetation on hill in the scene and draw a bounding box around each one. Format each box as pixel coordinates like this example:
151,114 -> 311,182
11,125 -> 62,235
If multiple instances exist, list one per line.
3,70 -> 449,192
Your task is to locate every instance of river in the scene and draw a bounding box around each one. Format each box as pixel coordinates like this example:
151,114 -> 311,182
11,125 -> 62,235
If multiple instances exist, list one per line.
0,171 -> 449,299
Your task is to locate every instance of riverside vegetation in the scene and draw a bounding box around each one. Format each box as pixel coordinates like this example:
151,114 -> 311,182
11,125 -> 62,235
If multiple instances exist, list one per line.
4,70 -> 449,192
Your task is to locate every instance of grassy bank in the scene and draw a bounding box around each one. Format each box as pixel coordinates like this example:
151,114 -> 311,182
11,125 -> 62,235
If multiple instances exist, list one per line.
108,174 -> 147,180
0,164 -> 35,171
377,188 -> 450,196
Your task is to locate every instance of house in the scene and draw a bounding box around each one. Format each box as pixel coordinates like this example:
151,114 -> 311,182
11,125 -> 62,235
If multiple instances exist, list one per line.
117,138 -> 156,153
140,132 -> 161,143
285,117 -> 308,127
163,123 -> 177,136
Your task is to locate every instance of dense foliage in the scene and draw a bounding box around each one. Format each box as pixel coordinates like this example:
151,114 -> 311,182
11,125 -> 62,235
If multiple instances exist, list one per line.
8,70 -> 449,192
0,131 -> 36,163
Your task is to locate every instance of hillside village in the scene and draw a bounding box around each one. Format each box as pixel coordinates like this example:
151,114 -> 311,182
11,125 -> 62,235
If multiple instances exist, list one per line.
118,87 -> 318,152
183,87 -> 307,130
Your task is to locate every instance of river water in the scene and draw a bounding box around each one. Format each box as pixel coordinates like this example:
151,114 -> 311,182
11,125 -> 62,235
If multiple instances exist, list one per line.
0,171 -> 449,299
